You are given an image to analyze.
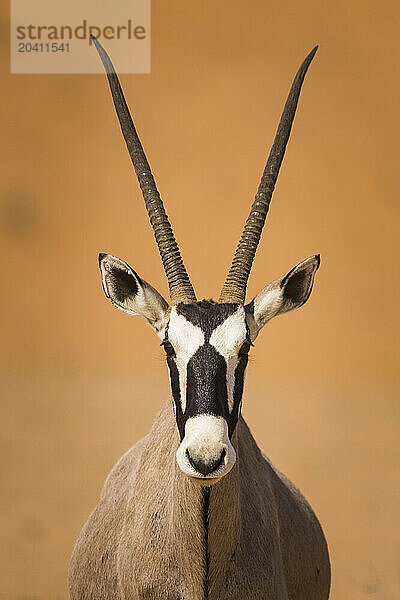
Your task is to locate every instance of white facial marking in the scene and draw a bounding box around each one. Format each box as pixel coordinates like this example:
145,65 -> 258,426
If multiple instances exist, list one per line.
209,307 -> 247,411
168,307 -> 204,412
176,415 -> 236,482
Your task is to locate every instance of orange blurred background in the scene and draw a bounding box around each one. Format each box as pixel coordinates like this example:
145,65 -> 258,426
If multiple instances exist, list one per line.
1,1 -> 399,598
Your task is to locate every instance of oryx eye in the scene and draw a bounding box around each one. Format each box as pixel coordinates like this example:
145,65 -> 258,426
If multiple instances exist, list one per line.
161,340 -> 176,358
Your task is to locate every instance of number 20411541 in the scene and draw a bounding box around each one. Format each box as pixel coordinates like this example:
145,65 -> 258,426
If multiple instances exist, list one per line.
18,42 -> 70,52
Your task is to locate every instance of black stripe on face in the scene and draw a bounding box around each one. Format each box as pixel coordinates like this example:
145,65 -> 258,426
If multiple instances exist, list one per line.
163,320 -> 186,439
166,355 -> 186,439
229,350 -> 249,435
185,344 -> 228,422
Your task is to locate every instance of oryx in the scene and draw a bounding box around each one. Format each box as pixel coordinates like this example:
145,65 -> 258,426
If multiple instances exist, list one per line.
69,38 -> 330,600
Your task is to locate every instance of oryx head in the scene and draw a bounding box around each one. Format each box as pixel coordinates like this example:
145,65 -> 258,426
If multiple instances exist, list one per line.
93,37 -> 320,484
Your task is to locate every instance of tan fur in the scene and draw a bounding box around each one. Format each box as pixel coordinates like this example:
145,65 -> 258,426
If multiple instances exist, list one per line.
69,400 -> 330,599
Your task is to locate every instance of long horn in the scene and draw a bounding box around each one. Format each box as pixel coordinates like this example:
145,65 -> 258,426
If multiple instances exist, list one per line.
219,46 -> 318,304
92,36 -> 196,305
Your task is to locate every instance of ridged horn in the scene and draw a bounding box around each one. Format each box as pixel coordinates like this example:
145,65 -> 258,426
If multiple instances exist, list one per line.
92,36 -> 196,305
219,46 -> 318,304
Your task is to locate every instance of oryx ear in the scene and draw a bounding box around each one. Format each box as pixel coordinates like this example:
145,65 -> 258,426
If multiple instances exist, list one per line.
245,255 -> 320,341
99,253 -> 170,337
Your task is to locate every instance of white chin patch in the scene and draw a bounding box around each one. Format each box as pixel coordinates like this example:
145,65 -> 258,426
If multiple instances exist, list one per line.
176,415 -> 236,483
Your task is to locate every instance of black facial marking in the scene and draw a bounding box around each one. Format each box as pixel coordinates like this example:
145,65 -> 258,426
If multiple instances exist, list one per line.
176,300 -> 240,342
230,351 -> 249,435
166,354 -> 186,439
238,340 -> 251,357
163,319 -> 187,435
186,344 -> 228,420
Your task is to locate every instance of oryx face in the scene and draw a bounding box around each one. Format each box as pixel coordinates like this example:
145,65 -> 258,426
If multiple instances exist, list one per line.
94,39 -> 320,482
165,302 -> 249,481
165,303 -> 249,436
99,253 -> 320,483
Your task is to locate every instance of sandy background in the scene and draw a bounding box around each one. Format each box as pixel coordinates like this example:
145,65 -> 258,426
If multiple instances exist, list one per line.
1,1 -> 399,598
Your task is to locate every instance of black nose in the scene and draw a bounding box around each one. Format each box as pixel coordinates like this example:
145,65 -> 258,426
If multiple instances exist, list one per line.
186,448 -> 226,476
